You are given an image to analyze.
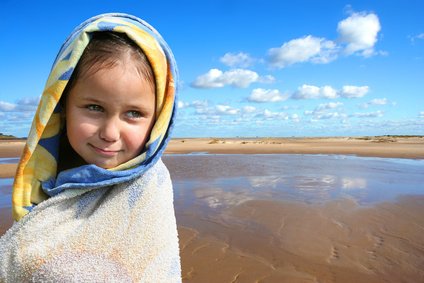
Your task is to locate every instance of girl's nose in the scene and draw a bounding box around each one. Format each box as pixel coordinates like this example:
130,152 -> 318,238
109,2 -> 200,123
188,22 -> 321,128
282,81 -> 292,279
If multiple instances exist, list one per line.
99,117 -> 120,142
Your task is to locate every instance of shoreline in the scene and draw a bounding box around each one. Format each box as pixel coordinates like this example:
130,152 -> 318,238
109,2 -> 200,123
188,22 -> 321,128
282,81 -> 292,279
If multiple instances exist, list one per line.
1,136 -> 424,178
166,136 -> 424,159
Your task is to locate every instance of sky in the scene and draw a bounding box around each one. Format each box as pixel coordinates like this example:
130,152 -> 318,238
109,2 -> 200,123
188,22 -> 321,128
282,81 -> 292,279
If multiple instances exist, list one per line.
0,0 -> 423,138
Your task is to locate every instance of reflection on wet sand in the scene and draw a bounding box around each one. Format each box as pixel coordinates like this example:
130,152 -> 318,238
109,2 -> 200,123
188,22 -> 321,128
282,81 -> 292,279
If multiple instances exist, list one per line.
165,154 -> 424,282
0,178 -> 13,236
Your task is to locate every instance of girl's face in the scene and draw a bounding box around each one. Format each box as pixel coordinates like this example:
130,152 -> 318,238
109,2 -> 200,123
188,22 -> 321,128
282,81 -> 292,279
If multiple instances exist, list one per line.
65,59 -> 155,169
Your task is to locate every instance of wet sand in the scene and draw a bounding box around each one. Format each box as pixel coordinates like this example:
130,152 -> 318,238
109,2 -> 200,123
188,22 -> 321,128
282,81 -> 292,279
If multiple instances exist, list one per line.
177,196 -> 424,282
0,140 -> 24,178
168,154 -> 424,282
1,139 -> 424,282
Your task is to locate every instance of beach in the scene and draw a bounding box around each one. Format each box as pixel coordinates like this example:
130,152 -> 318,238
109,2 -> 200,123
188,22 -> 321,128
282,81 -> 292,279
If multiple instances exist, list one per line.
166,136 -> 424,159
1,137 -> 424,282
1,137 -> 424,178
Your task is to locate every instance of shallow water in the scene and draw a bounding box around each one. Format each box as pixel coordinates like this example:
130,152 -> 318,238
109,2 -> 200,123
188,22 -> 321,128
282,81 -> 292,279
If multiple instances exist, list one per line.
0,178 -> 13,209
0,157 -> 19,164
164,154 -> 424,210
1,154 -> 423,219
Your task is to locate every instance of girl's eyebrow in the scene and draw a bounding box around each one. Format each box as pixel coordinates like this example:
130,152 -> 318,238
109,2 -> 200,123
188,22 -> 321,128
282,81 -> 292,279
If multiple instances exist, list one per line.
79,97 -> 104,104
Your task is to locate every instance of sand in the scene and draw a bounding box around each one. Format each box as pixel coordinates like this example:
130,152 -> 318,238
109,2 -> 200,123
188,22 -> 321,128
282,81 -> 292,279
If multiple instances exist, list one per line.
1,136 -> 424,170
0,140 -> 24,178
1,137 -> 424,282
178,196 -> 424,282
2,136 -> 423,179
167,136 -> 424,159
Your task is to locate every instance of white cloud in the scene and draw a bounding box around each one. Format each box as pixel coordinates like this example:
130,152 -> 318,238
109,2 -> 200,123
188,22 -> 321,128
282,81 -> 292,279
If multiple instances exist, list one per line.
268,35 -> 338,68
220,52 -> 255,68
176,100 -> 209,113
292,85 -> 321,99
215,104 -> 240,115
191,100 -> 209,108
321,85 -> 339,99
292,85 -> 339,99
186,100 -> 210,114
0,96 -> 39,112
192,68 -> 263,88
247,88 -> 288,103
281,105 -> 301,111
360,98 -> 389,108
258,75 -> 276,84
257,109 -> 289,120
0,97 -> 40,137
409,33 -> 424,43
292,85 -> 369,100
0,101 -> 16,111
305,102 -> 347,120
191,69 -> 227,88
182,101 -> 241,117
242,106 -> 256,113
177,101 -> 188,109
316,102 -> 343,111
318,112 -> 344,119
305,111 -> 346,120
17,97 -> 40,106
419,111 -> 424,118
340,85 -> 369,98
337,12 -> 381,57
368,98 -> 388,105
351,110 -> 384,118
291,113 -> 301,123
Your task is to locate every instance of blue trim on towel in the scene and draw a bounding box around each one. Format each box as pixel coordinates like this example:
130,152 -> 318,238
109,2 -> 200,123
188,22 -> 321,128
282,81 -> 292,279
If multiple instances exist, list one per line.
62,51 -> 72,61
97,21 -> 125,31
38,135 -> 60,161
58,67 -> 74,81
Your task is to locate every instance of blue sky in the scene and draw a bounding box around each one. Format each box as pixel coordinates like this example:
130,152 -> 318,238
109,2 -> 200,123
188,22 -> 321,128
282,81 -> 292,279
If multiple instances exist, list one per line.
0,0 -> 423,138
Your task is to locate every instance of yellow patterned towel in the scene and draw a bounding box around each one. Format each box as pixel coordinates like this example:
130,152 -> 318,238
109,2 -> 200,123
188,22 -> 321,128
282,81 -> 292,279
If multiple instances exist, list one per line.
0,13 -> 180,282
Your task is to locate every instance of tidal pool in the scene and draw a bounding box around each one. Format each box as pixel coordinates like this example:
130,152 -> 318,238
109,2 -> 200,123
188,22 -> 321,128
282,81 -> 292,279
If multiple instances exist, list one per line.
164,154 -> 424,210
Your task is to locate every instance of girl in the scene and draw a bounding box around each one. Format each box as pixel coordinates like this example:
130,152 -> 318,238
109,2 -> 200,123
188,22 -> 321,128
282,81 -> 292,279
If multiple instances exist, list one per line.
0,13 -> 181,282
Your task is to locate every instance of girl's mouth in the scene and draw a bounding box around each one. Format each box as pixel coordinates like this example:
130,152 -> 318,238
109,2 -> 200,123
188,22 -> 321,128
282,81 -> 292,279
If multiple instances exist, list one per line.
89,144 -> 121,156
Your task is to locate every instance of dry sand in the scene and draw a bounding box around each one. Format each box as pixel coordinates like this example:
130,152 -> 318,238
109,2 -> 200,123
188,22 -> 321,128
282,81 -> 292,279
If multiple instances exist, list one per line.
1,137 -> 424,282
167,136 -> 424,159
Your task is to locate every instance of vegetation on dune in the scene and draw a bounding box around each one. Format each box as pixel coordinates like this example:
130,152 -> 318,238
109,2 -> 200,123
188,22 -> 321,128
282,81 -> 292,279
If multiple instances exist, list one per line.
0,133 -> 25,140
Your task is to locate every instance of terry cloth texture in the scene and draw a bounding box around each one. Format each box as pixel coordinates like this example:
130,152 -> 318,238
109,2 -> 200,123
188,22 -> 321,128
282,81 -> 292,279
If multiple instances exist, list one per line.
0,13 -> 181,282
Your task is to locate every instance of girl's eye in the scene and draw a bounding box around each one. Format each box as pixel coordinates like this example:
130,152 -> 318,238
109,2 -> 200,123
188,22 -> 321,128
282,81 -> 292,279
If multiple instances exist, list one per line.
86,104 -> 103,112
126,110 -> 143,119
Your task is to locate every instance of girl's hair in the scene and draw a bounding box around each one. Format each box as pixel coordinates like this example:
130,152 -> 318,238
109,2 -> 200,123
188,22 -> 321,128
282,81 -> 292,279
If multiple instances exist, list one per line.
63,31 -> 155,96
